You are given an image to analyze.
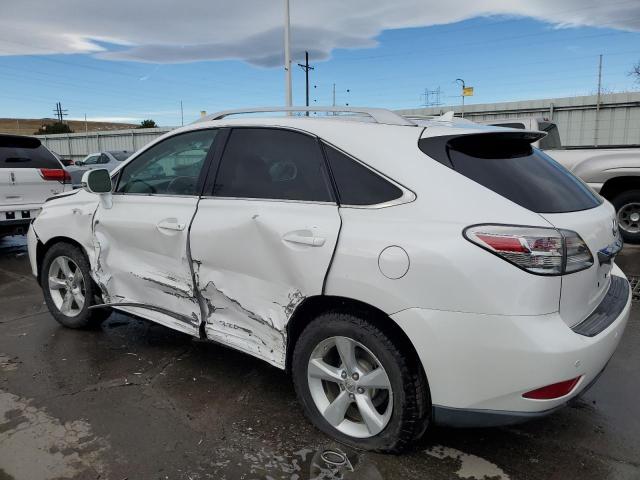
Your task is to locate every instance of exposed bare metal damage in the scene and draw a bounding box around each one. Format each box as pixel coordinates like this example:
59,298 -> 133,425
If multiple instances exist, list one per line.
188,199 -> 340,369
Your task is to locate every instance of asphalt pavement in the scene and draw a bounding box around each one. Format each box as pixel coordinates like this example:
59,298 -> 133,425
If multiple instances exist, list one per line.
1,235 -> 639,480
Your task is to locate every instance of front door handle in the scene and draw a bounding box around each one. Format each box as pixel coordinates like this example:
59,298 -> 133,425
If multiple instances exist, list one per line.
157,219 -> 186,232
282,230 -> 326,247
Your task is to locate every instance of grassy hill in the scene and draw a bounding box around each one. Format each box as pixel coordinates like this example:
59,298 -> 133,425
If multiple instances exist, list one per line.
0,118 -> 139,136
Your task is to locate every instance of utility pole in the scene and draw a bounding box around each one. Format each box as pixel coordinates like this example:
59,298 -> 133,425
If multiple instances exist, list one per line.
180,100 -> 184,126
332,83 -> 336,107
298,51 -> 314,116
53,102 -> 68,123
594,54 -> 603,147
283,0 -> 292,108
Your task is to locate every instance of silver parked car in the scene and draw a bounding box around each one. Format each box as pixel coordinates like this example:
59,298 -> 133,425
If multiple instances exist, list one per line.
67,150 -> 131,187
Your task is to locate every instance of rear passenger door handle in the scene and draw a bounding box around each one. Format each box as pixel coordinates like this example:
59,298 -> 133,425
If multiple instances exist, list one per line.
282,231 -> 326,247
156,219 -> 186,232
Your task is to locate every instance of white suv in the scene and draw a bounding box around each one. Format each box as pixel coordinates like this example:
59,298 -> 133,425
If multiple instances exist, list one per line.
1,134 -> 70,237
27,107 -> 631,452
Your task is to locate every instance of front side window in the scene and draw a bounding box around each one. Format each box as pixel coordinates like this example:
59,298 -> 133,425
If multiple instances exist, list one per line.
322,143 -> 403,206
117,129 -> 217,196
213,128 -> 334,202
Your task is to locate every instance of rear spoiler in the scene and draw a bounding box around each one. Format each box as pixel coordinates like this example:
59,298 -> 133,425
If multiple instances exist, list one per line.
0,134 -> 41,149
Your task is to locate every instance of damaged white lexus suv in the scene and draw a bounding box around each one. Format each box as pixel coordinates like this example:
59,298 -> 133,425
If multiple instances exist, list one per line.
27,107 -> 631,452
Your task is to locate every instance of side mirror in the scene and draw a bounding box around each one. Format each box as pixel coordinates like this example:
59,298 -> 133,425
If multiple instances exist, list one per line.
82,169 -> 113,209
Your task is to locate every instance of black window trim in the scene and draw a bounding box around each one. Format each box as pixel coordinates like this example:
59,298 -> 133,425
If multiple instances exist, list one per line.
319,139 -> 416,209
202,125 -> 338,205
112,127 -> 222,198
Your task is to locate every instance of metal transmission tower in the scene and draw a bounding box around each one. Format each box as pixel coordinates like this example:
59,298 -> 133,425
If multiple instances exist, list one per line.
298,51 -> 314,116
53,102 -> 68,122
421,87 -> 443,107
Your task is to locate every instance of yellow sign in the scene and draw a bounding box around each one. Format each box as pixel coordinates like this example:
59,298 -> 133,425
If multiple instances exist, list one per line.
462,86 -> 474,96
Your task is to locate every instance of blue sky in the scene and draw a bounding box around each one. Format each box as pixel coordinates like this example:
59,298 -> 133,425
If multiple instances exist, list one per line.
1,7 -> 639,126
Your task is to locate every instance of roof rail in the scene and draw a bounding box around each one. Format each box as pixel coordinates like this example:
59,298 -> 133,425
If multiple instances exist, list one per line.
196,106 -> 416,127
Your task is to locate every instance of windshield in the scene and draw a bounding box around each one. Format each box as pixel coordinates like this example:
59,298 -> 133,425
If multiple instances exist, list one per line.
110,151 -> 131,161
538,121 -> 562,149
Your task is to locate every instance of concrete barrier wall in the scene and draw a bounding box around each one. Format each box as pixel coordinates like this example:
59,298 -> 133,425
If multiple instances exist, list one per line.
397,92 -> 640,147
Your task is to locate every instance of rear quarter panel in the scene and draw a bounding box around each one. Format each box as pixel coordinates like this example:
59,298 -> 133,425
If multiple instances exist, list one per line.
325,155 -> 562,316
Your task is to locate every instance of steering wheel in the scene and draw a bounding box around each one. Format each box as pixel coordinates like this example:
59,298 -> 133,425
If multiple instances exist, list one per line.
123,178 -> 156,194
166,176 -> 196,195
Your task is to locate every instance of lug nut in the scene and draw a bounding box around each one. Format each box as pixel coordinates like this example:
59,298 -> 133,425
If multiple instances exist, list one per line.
357,387 -> 364,394
352,373 -> 359,381
349,393 -> 355,400
341,371 -> 347,379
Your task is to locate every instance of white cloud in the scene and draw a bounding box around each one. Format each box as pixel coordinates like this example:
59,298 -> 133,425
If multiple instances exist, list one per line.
0,1 -> 638,67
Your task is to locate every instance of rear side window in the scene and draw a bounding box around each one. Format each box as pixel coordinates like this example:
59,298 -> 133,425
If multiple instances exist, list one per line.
0,135 -> 60,169
213,128 -> 334,202
419,133 -> 601,214
322,143 -> 403,206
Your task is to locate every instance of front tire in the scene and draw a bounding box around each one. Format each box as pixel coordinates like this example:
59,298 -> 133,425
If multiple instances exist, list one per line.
612,190 -> 640,244
292,311 -> 430,452
41,242 -> 110,328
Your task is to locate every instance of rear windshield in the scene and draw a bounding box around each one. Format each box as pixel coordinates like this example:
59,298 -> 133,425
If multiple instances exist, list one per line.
419,133 -> 601,214
0,135 -> 61,169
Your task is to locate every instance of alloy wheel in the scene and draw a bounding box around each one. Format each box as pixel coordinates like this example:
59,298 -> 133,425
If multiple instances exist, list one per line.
307,336 -> 393,438
47,256 -> 86,317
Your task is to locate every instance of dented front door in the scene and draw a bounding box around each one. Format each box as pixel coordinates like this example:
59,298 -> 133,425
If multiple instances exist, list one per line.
189,127 -> 341,368
92,128 -> 219,335
93,195 -> 201,334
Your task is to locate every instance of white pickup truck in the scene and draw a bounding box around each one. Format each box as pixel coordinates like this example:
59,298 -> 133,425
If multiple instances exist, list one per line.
1,134 -> 70,237
486,118 -> 640,243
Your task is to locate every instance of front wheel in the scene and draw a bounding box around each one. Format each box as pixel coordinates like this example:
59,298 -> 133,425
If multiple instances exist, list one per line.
611,190 -> 640,243
292,312 -> 430,452
41,242 -> 111,328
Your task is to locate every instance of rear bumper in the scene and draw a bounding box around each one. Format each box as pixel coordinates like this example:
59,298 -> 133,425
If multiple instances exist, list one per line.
392,266 -> 631,427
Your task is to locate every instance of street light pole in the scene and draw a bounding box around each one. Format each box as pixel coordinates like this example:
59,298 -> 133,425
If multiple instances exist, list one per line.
455,78 -> 465,118
283,0 -> 292,108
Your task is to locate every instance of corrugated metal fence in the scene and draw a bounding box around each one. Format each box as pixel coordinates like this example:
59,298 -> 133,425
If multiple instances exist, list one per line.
397,92 -> 640,147
36,127 -> 174,161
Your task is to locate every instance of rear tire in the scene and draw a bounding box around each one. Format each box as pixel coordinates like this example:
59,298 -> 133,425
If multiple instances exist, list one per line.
611,190 -> 640,244
292,311 -> 430,452
41,242 -> 110,328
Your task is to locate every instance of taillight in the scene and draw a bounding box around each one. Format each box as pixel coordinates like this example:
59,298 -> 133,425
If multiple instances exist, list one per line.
39,168 -> 71,183
464,224 -> 593,275
523,377 -> 582,400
